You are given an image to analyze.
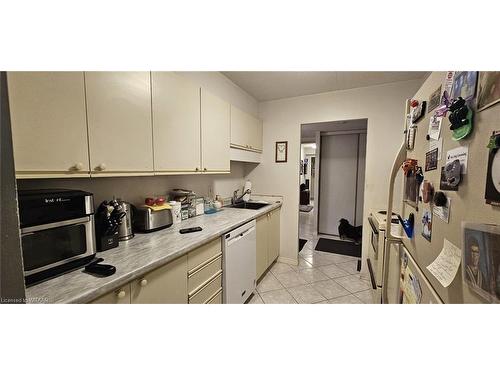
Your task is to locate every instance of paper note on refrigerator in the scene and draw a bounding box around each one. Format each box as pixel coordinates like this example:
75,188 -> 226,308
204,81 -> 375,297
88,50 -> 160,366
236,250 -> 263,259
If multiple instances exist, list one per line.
426,239 -> 462,288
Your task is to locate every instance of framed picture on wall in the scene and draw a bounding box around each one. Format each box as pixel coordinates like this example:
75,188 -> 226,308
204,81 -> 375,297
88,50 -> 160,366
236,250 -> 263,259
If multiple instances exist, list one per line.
275,141 -> 288,163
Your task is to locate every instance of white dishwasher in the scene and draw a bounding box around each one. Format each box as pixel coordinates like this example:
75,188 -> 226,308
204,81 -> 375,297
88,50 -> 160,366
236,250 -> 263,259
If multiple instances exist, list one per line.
222,220 -> 256,304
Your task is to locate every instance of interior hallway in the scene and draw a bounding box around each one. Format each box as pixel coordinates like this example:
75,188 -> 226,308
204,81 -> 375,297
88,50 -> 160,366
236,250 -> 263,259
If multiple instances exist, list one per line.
248,201 -> 373,303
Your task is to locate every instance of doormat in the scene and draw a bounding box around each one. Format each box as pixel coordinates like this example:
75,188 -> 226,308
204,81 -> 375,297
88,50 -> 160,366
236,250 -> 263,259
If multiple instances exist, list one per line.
299,205 -> 313,212
299,239 -> 307,252
315,238 -> 361,258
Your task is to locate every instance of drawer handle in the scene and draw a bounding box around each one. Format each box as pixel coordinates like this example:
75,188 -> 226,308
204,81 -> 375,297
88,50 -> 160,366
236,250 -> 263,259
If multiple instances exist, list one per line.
188,270 -> 223,299
188,252 -> 222,276
139,278 -> 148,287
204,288 -> 223,304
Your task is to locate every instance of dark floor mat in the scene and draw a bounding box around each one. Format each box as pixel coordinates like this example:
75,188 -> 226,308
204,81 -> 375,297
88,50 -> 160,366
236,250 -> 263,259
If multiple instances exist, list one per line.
314,238 -> 361,258
299,239 -> 307,252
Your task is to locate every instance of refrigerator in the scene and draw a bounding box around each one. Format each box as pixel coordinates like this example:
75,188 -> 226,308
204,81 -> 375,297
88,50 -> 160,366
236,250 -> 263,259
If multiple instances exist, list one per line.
382,71 -> 500,304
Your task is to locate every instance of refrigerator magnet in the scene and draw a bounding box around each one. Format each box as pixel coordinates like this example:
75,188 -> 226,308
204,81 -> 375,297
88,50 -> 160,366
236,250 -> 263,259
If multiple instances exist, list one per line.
485,131 -> 500,206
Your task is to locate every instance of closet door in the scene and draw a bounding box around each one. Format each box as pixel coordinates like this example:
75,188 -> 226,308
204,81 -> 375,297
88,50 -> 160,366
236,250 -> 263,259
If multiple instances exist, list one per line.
151,72 -> 201,173
85,72 -> 153,175
318,134 -> 359,236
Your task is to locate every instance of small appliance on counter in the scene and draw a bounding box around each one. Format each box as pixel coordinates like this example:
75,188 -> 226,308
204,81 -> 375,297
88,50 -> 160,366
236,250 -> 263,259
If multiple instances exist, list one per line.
95,199 -> 126,252
117,200 -> 134,241
133,205 -> 173,232
18,189 -> 96,286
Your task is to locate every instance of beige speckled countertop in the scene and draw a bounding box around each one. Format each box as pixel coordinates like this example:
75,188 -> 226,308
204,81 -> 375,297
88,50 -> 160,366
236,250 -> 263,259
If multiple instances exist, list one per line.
25,200 -> 282,304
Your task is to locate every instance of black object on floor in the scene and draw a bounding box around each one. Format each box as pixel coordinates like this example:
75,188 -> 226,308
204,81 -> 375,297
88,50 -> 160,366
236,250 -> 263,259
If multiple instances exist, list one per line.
299,239 -> 307,252
314,238 -> 361,258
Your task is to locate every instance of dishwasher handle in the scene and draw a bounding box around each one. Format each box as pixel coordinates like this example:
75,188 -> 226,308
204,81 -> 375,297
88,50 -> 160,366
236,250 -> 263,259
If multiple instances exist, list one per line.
226,226 -> 255,246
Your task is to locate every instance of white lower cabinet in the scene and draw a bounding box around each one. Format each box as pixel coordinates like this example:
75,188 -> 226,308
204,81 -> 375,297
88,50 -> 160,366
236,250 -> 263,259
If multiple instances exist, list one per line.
89,238 -> 223,304
256,208 -> 281,280
187,238 -> 223,304
130,255 -> 188,304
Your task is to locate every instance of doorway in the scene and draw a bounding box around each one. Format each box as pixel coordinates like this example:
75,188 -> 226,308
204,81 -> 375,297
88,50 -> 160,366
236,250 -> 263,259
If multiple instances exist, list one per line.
318,131 -> 366,236
299,119 -> 367,241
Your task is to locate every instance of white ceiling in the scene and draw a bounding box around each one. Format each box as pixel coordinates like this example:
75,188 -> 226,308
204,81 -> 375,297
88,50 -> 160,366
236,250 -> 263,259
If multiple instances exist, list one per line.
301,119 -> 367,141
222,71 -> 429,101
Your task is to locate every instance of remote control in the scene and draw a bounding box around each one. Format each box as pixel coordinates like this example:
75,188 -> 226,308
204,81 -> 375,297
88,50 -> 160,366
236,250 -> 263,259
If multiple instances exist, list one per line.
179,227 -> 202,234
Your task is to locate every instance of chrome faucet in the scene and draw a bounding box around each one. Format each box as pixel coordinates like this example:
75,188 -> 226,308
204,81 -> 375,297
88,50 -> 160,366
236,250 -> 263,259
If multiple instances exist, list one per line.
232,188 -> 251,204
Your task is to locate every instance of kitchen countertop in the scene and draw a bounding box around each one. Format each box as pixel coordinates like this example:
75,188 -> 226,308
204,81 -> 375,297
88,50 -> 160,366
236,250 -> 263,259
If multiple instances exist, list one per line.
25,200 -> 282,304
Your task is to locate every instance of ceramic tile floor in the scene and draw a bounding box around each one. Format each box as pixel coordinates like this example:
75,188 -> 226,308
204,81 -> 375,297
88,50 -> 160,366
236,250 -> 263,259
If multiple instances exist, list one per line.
247,200 -> 374,304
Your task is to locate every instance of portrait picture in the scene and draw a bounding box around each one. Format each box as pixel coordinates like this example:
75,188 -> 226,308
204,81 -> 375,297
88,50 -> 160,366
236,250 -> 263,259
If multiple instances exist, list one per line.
477,71 -> 500,111
462,223 -> 500,302
451,71 -> 477,102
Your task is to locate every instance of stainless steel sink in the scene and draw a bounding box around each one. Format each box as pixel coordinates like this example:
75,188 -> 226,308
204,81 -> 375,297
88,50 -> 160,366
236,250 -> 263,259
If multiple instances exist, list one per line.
230,202 -> 270,210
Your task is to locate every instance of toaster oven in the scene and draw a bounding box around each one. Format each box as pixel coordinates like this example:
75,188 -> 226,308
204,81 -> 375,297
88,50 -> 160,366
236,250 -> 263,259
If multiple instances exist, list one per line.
18,189 -> 96,285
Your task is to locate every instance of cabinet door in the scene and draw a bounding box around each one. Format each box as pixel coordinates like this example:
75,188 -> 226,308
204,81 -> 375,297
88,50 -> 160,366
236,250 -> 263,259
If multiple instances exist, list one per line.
230,105 -> 250,149
85,72 -> 153,174
268,209 -> 281,263
131,255 -> 188,304
201,89 -> 230,172
249,117 -> 263,152
90,284 -> 131,304
151,72 -> 201,173
230,105 -> 262,152
7,72 -> 90,176
256,214 -> 269,279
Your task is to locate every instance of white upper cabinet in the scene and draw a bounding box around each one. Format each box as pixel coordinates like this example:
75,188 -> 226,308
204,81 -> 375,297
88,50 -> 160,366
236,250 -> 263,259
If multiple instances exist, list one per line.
151,72 -> 201,173
8,72 -> 90,177
201,89 -> 230,172
85,72 -> 153,175
230,105 -> 263,153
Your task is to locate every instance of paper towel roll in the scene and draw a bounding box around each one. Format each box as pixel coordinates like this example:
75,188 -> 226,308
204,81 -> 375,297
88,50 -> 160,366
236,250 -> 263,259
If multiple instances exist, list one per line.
243,180 -> 252,202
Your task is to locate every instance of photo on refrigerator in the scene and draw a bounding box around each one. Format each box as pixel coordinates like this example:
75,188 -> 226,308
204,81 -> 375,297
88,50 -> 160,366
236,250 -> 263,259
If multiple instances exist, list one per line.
462,223 -> 500,302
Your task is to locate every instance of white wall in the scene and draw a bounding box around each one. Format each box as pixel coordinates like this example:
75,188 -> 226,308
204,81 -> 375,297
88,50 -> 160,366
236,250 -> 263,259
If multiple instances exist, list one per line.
246,79 -> 423,265
18,72 -> 258,207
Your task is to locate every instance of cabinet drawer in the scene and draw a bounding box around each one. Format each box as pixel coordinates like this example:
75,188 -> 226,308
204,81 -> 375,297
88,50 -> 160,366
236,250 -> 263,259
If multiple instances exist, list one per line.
188,273 -> 222,304
187,238 -> 221,273
188,254 -> 222,294
207,289 -> 222,304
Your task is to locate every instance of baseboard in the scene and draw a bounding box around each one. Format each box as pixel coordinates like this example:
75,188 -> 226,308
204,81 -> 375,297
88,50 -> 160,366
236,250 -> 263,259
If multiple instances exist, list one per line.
277,256 -> 298,266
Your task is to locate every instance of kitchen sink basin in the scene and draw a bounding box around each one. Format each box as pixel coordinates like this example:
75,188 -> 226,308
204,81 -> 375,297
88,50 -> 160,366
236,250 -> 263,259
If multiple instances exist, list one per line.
230,202 -> 270,210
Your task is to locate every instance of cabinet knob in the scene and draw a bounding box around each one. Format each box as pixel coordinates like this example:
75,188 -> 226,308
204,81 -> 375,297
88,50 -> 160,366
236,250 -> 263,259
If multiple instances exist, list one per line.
72,162 -> 83,171
195,167 -> 199,171
139,278 -> 148,287
204,167 -> 207,171
116,289 -> 126,299
96,163 -> 106,171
